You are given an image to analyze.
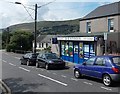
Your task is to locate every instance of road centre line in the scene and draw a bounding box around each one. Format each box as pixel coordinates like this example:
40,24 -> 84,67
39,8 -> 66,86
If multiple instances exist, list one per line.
2,60 -> 7,63
3,52 -> 9,55
14,57 -> 20,59
38,74 -> 68,87
83,82 -> 93,85
101,87 -> 112,91
71,78 -> 78,81
61,75 -> 67,78
19,67 -> 30,72
47,71 -> 50,73
53,73 -> 57,75
31,67 -> 34,69
40,69 -> 44,71
9,63 -> 16,66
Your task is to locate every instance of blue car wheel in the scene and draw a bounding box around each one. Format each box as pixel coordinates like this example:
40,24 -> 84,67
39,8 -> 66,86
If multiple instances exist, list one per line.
74,69 -> 82,78
103,74 -> 112,86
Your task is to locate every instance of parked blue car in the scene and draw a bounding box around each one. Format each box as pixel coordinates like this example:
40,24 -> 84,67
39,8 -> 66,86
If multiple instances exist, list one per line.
74,55 -> 120,86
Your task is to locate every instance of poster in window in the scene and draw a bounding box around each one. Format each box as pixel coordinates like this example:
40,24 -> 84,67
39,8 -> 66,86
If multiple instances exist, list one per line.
69,42 -> 73,57
65,42 -> 69,56
84,45 -> 89,52
79,43 -> 83,58
74,45 -> 78,54
90,44 -> 95,57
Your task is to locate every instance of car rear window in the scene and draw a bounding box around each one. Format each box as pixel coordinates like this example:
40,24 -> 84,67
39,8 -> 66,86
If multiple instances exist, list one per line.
32,54 -> 38,58
46,53 -> 59,59
112,57 -> 120,65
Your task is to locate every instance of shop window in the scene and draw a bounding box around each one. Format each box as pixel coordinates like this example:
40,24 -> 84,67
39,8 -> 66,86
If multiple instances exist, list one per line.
108,19 -> 114,32
79,43 -> 83,58
87,22 -> 91,33
69,42 -> 73,57
65,42 -> 69,56
61,41 -> 65,55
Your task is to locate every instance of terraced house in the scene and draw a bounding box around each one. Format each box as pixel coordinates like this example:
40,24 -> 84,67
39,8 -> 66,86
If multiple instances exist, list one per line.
57,2 -> 120,64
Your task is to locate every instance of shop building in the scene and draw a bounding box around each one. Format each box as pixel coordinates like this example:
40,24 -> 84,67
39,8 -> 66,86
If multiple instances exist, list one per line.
56,2 -> 120,64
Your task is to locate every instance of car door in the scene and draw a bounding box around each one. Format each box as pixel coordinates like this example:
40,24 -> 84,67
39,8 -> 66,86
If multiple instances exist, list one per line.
93,57 -> 106,78
37,53 -> 43,67
22,53 -> 30,64
40,54 -> 47,67
82,57 -> 96,77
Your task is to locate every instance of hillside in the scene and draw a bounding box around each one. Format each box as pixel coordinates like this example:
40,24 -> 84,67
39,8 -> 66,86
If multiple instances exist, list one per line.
8,19 -> 80,35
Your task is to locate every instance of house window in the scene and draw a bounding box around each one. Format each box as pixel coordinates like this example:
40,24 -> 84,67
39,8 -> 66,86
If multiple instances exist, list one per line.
41,43 -> 44,48
108,19 -> 114,32
87,22 -> 91,33
37,43 -> 39,48
46,43 -> 48,48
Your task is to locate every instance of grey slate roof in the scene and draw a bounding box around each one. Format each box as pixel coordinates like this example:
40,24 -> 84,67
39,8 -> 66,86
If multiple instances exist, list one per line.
40,35 -> 55,43
36,35 -> 61,43
36,35 -> 46,42
81,1 -> 120,20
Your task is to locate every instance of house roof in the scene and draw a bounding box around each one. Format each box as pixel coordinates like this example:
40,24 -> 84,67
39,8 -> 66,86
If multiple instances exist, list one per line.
36,35 -> 61,43
36,35 -> 46,42
80,2 -> 120,21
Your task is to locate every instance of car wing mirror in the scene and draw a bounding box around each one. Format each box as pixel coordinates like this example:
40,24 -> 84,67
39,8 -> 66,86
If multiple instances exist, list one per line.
83,62 -> 86,65
43,58 -> 46,60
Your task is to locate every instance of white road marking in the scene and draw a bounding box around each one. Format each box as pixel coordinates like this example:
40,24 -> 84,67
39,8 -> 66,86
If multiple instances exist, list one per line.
83,82 -> 93,85
19,67 -> 30,72
38,74 -> 68,86
2,60 -> 7,63
31,67 -> 34,69
47,71 -> 50,73
4,53 -> 9,55
9,63 -> 16,66
40,69 -> 44,71
101,87 -> 112,91
53,73 -> 57,75
71,78 -> 78,81
61,75 -> 67,78
14,57 -> 20,59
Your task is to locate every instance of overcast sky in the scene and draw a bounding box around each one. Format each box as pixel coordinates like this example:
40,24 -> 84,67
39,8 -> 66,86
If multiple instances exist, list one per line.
0,0 -> 119,28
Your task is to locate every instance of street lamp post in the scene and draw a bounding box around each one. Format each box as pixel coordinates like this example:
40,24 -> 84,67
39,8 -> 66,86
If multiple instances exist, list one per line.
34,4 -> 37,54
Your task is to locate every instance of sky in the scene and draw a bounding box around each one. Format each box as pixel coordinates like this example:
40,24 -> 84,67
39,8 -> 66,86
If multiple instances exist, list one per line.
0,0 -> 119,29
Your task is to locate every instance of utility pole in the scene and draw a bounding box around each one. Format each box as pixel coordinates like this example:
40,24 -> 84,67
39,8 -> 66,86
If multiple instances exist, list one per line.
34,4 -> 37,54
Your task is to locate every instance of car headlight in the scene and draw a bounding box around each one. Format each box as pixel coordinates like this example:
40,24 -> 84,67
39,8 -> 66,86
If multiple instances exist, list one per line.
48,60 -> 54,63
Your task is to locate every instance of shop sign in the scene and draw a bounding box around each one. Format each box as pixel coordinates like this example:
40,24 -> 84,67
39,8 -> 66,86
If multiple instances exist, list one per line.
57,37 -> 95,41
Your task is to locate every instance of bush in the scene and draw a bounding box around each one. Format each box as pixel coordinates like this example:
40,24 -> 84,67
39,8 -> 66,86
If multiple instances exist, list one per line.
6,44 -> 15,52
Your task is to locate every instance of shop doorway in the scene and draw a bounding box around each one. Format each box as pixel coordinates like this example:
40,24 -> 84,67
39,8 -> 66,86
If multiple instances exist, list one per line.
73,42 -> 79,63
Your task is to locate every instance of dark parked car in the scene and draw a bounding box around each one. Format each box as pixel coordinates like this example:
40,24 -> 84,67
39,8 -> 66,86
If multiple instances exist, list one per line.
20,53 -> 39,66
74,55 -> 120,86
36,53 -> 65,70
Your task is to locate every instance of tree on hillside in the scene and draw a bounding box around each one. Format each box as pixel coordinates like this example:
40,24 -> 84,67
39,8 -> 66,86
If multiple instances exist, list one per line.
6,30 -> 33,52
2,28 -> 11,49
